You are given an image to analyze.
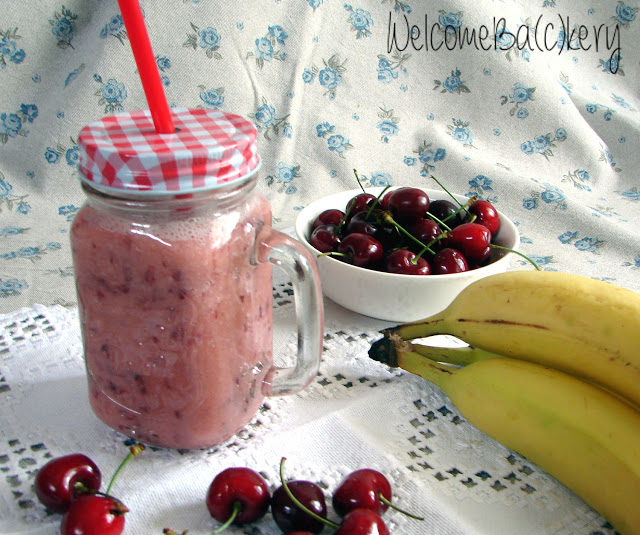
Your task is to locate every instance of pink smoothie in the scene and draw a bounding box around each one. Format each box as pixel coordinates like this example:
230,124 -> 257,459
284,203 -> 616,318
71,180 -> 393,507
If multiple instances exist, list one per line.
71,195 -> 273,449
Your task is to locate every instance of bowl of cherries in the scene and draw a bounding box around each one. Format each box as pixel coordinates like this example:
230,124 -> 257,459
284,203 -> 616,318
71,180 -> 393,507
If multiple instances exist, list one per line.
294,182 -> 522,323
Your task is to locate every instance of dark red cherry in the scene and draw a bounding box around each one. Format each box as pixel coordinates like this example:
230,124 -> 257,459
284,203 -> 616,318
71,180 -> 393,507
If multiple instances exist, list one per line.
272,480 -> 327,534
338,233 -> 384,268
34,454 -> 101,513
60,494 -> 127,535
313,209 -> 345,229
407,219 -> 441,248
447,223 -> 492,263
469,200 -> 501,235
334,508 -> 390,535
387,187 -> 430,219
206,467 -> 271,526
431,248 -> 469,274
345,211 -> 396,249
385,249 -> 430,275
332,469 -> 392,517
310,224 -> 340,253
346,193 -> 377,217
428,199 -> 461,226
346,211 -> 379,238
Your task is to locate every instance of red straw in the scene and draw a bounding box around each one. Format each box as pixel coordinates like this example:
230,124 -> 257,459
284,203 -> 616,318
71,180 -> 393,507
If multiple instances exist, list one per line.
116,0 -> 175,133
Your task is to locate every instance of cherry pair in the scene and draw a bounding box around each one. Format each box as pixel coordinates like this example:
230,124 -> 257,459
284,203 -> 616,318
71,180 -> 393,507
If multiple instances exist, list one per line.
34,445 -> 144,535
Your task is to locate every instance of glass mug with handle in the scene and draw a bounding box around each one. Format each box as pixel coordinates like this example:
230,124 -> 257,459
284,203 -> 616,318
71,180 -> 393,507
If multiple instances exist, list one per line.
71,109 -> 323,449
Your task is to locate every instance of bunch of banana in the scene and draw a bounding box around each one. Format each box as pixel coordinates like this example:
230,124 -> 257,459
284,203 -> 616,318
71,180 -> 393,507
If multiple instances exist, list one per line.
368,270 -> 640,535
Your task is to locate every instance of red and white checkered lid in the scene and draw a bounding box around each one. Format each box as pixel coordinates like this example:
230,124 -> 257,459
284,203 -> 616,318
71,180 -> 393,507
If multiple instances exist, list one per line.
77,108 -> 260,195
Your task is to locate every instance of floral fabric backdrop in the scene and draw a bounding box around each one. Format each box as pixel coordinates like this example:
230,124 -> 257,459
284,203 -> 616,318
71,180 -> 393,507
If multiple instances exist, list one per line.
0,0 -> 638,312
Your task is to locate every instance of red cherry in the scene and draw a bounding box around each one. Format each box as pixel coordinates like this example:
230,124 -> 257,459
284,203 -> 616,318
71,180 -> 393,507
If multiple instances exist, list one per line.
337,233 -> 384,268
334,508 -> 390,535
407,219 -> 441,248
206,467 -> 271,526
332,469 -> 392,517
313,209 -> 345,230
387,187 -> 430,219
379,190 -> 394,210
272,480 -> 327,534
385,249 -> 431,275
346,193 -> 377,217
431,248 -> 469,274
310,224 -> 340,253
60,494 -> 127,535
34,454 -> 101,513
469,200 -> 501,235
446,223 -> 492,263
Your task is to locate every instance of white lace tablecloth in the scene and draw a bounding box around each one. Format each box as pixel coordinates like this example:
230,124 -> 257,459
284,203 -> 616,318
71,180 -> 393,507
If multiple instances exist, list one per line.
0,273 -> 613,535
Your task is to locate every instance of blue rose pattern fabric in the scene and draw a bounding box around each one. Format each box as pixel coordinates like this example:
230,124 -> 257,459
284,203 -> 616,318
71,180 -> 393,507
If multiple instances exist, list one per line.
0,0 -> 638,310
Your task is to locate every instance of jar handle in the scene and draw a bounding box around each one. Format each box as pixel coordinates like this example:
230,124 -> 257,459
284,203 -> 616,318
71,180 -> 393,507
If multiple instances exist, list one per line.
254,226 -> 324,396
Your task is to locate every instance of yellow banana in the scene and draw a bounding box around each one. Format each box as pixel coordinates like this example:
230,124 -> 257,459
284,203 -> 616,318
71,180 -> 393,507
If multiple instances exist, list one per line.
369,346 -> 640,535
383,270 -> 640,408
372,336 -> 640,411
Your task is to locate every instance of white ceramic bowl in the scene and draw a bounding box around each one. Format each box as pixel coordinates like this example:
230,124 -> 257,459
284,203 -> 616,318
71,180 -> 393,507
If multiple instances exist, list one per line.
294,187 -> 520,323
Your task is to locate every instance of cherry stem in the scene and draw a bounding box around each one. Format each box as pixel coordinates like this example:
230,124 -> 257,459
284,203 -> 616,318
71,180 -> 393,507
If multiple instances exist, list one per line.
489,244 -> 541,270
430,174 -> 472,219
424,211 -> 451,231
379,494 -> 425,521
366,185 -> 392,219
412,231 -> 449,263
74,481 -> 90,495
71,485 -> 129,515
279,457 -> 339,530
212,501 -> 241,533
164,502 -> 240,535
443,196 -> 478,225
73,482 -> 125,504
335,168 -> 369,236
105,443 -> 145,495
382,213 -> 435,255
353,169 -> 366,193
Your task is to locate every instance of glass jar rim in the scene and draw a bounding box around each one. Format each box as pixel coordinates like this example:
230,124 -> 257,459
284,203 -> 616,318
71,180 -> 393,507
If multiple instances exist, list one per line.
77,159 -> 261,199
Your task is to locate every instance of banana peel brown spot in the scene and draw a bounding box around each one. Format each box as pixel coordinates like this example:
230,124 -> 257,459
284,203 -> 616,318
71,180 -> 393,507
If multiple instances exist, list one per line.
456,318 -> 551,330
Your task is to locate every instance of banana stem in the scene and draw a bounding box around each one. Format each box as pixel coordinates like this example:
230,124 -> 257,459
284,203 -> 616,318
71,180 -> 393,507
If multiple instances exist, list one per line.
381,316 -> 446,341
410,342 -> 500,366
369,337 -> 455,390
397,351 -> 456,389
